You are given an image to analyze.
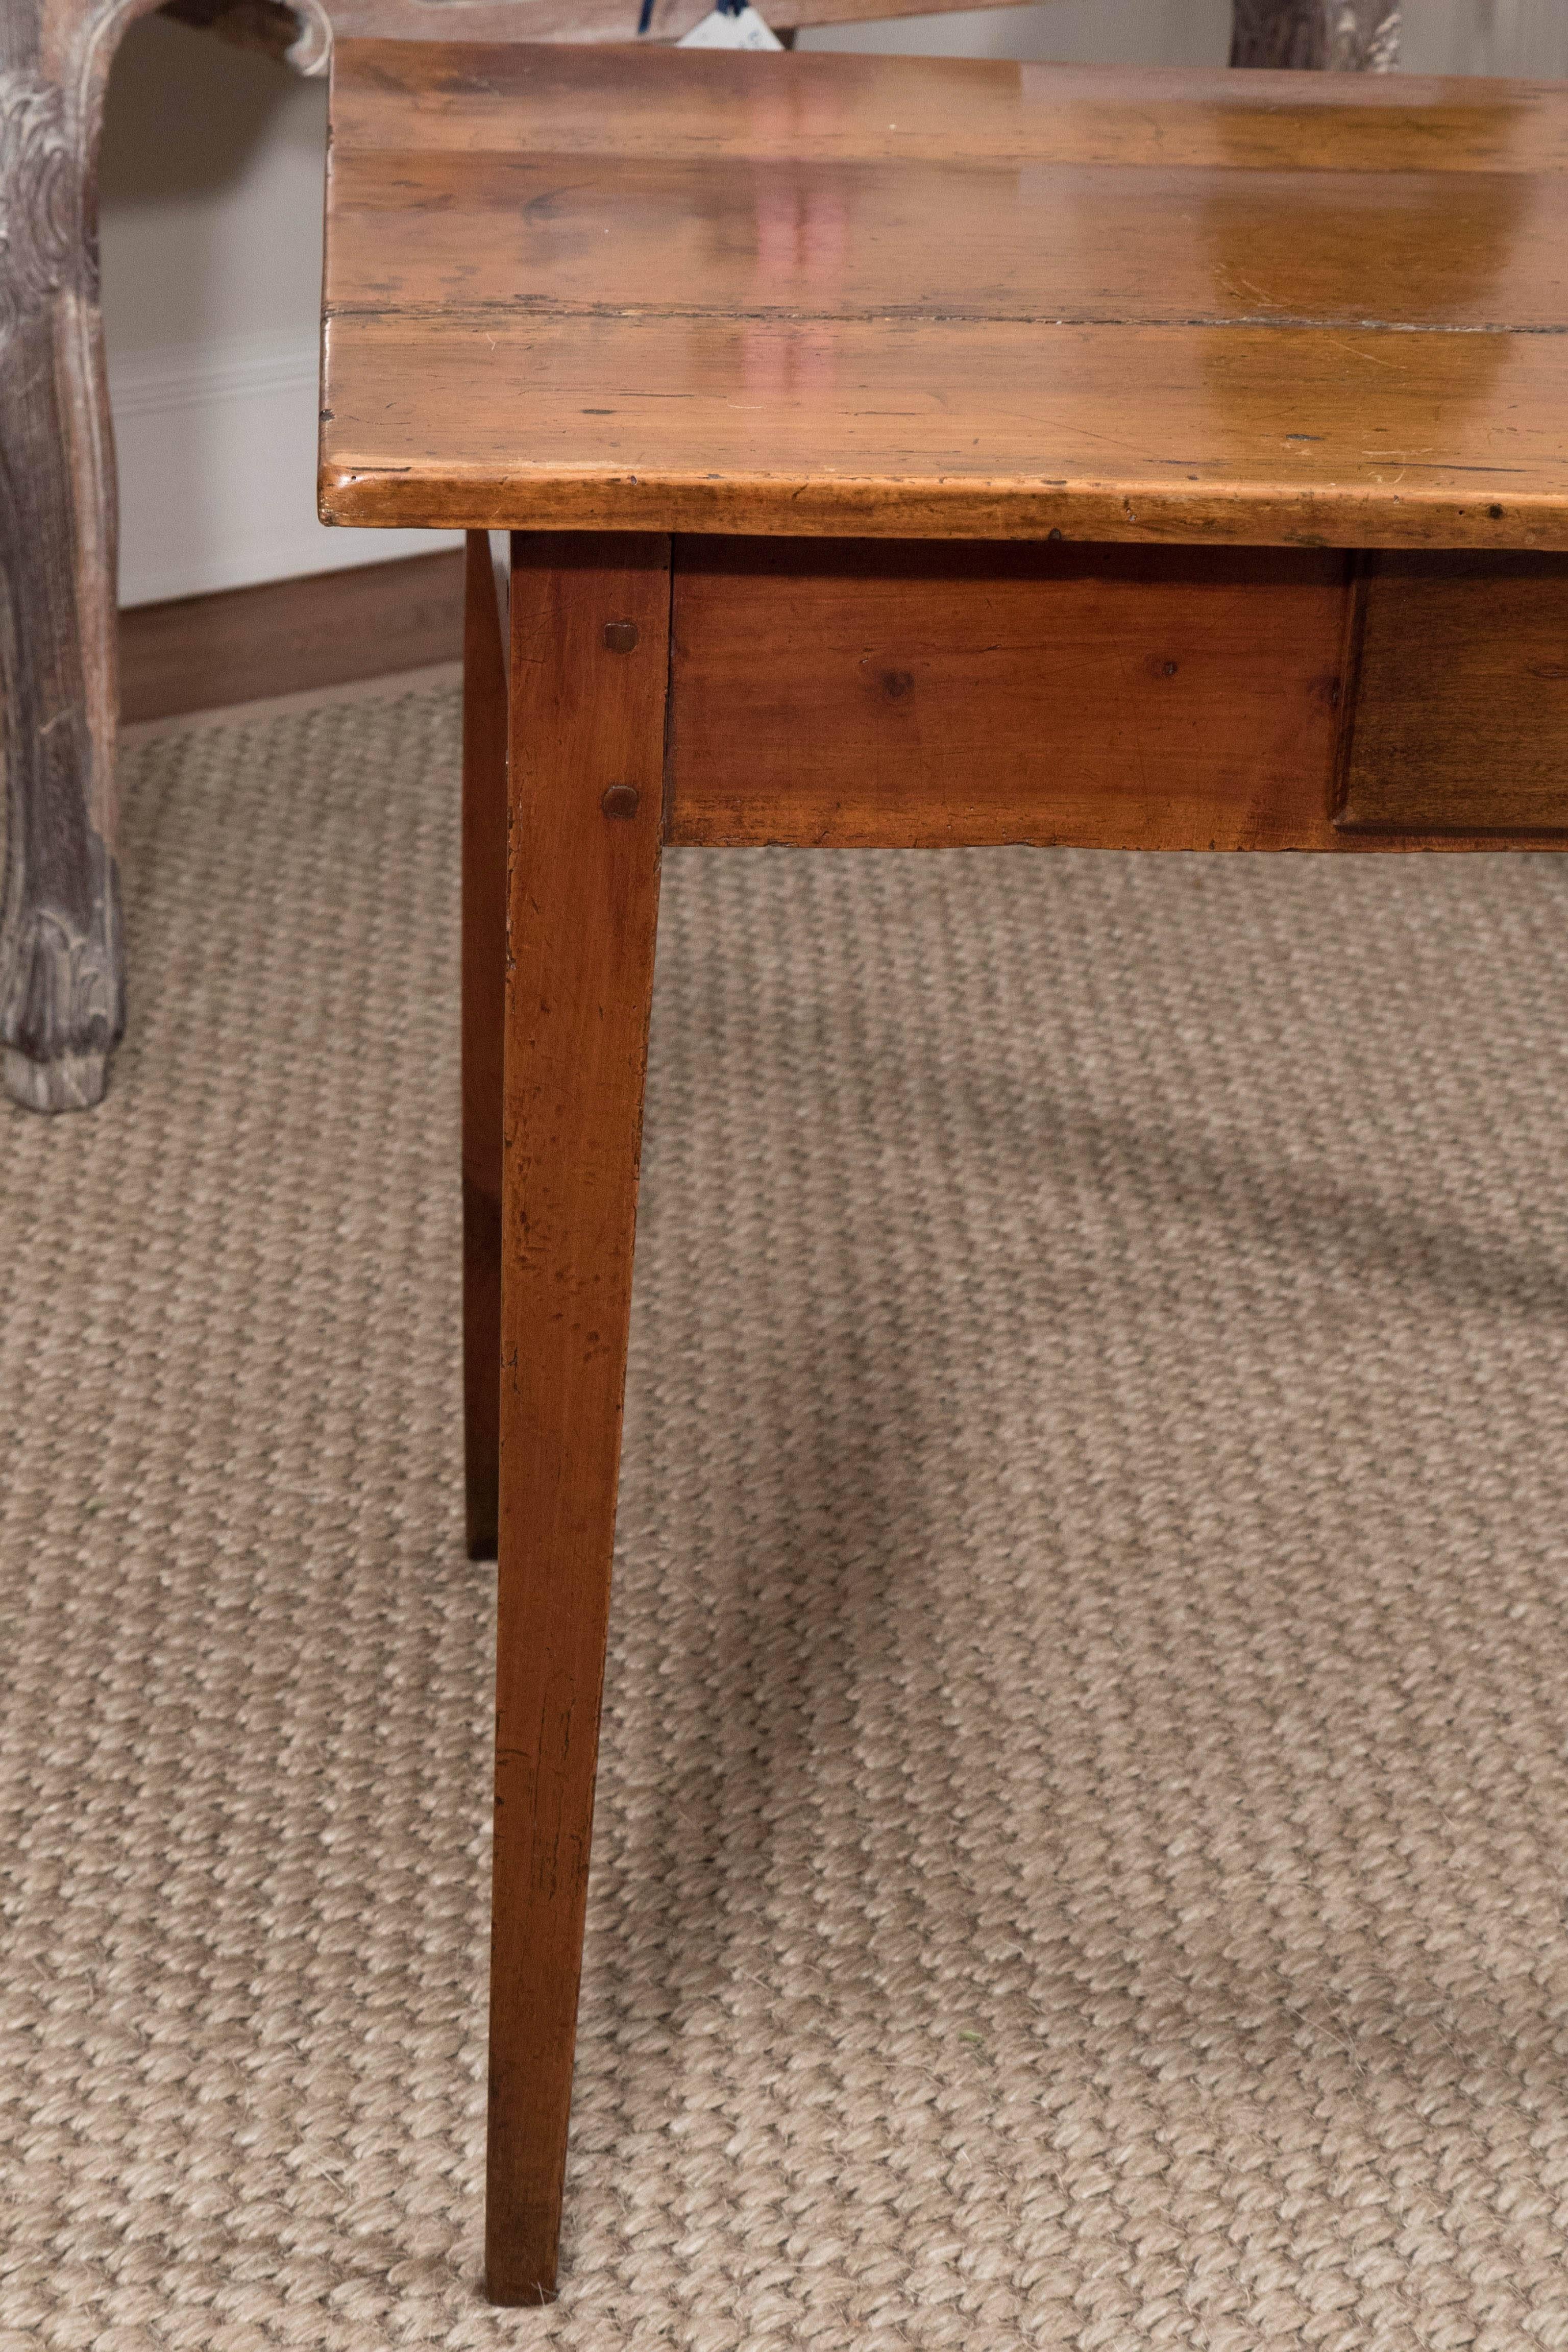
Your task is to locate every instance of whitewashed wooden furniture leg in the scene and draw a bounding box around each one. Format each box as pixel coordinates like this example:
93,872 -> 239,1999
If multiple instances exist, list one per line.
1,6 -> 130,1114
0,0 -> 1398,1111
1231,0 -> 1399,68
0,0 -> 325,1112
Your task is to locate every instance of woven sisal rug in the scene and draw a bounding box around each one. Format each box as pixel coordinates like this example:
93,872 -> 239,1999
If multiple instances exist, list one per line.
4,679 -> 1568,2349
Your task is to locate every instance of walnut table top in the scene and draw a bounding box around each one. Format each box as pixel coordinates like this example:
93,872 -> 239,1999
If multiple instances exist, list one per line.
320,42 -> 1568,547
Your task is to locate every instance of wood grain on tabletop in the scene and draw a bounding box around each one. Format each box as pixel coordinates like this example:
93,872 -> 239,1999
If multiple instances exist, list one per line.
320,42 -> 1568,547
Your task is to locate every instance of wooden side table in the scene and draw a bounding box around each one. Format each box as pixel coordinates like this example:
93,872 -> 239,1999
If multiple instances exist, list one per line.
320,34 -> 1568,2309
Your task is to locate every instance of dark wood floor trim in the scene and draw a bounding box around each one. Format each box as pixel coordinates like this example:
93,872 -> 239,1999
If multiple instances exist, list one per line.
119,549 -> 465,724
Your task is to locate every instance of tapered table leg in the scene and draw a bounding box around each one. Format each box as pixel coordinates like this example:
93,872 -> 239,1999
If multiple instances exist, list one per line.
461,531 -> 507,1560
485,531 -> 671,2306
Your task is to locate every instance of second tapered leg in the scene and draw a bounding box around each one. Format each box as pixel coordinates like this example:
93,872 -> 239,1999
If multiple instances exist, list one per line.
461,531 -> 508,1561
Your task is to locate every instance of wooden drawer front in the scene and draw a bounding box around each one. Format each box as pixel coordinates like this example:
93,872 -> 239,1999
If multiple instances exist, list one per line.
1338,555 -> 1568,837
667,541 -> 1348,852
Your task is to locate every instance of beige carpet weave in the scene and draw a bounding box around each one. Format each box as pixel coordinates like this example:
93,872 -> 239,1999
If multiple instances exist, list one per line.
5,680 -> 1568,2350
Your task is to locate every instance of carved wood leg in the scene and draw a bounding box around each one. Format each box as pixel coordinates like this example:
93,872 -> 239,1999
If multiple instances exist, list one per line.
1232,0 -> 1400,68
0,49 -> 126,1113
1,0 -> 327,1118
486,533 -> 670,2305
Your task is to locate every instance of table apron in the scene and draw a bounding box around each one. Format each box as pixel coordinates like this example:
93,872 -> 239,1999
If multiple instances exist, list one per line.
656,538 -> 1568,853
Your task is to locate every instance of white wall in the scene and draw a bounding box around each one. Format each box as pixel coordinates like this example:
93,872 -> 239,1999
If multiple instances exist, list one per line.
802,0 -> 1226,60
99,2 -> 1568,608
100,16 -> 450,603
1402,1 -> 1568,76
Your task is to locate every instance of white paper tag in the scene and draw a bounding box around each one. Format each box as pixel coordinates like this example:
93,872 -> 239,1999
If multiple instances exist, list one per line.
678,4 -> 783,48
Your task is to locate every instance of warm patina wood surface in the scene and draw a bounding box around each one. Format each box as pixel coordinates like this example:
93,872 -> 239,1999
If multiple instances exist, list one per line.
320,41 -> 1568,548
489,532 -> 668,2308
668,541 -> 1350,847
1338,552 -> 1568,834
460,529 -> 507,1561
667,537 -> 1568,850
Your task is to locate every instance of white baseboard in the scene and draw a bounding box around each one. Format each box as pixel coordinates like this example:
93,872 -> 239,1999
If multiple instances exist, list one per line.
108,332 -> 460,608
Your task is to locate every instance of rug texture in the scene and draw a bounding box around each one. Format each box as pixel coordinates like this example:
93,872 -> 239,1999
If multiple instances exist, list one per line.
4,681 -> 1568,2351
